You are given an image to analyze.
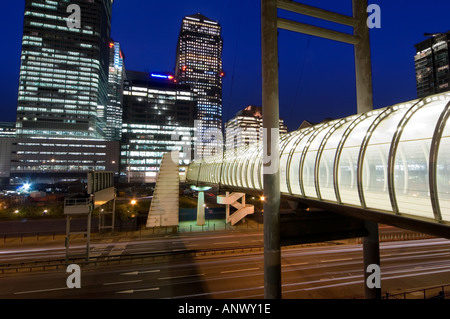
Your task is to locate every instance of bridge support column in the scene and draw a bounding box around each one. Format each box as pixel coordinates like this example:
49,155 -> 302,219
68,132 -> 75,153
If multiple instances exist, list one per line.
353,0 -> 374,114
196,191 -> 205,226
363,220 -> 381,299
261,0 -> 281,299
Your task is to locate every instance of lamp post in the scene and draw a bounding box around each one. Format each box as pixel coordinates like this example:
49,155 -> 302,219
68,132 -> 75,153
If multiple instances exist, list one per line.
190,185 -> 211,226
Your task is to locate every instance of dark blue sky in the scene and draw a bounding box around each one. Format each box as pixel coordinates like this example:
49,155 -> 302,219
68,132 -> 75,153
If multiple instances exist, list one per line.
2,1 -> 450,131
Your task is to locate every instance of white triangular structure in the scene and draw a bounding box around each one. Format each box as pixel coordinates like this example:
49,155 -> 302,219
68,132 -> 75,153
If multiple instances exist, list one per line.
146,151 -> 180,227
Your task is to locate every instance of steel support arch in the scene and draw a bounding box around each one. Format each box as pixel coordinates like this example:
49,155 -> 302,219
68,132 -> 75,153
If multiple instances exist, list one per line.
314,118 -> 353,201
429,100 -> 450,223
387,99 -> 427,215
332,112 -> 371,204
285,126 -> 316,195
298,122 -> 335,197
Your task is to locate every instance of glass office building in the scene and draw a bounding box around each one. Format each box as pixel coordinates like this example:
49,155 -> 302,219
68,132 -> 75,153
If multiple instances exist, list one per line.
9,0 -> 119,185
16,0 -> 113,139
175,13 -> 223,159
415,32 -> 450,98
225,105 -> 287,152
187,93 -> 450,226
106,40 -> 125,141
120,71 -> 196,183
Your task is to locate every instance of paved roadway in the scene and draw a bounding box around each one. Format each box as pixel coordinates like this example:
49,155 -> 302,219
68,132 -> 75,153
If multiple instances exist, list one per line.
0,236 -> 449,299
0,224 -> 429,264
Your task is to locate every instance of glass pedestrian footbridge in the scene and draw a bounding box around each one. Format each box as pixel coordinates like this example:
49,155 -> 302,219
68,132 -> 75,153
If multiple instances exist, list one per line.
187,93 -> 450,226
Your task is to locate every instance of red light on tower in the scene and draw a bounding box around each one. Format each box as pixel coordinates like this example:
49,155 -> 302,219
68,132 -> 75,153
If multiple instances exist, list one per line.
220,71 -> 225,77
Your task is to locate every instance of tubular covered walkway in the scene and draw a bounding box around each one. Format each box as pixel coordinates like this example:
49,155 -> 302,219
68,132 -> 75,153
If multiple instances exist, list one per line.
187,93 -> 450,228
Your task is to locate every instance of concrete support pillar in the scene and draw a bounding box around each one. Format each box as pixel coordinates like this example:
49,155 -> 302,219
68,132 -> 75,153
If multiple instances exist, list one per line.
261,0 -> 281,300
197,191 -> 205,226
353,0 -> 374,114
363,220 -> 381,299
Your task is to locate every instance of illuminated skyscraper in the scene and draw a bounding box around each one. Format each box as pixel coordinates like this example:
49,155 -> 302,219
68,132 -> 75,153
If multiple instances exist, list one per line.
175,13 -> 223,159
106,40 -> 125,141
16,0 -> 114,139
120,71 -> 196,183
9,0 -> 119,184
415,32 -> 450,98
225,105 -> 287,152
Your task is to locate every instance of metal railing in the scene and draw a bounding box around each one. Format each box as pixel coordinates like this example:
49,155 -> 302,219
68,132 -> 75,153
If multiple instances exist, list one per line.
384,284 -> 450,299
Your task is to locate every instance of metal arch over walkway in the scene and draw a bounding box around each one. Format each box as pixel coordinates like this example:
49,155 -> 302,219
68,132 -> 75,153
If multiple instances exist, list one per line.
187,93 -> 450,230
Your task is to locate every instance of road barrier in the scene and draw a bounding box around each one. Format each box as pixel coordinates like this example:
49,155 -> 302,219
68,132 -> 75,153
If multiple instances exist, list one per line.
384,283 -> 450,299
355,231 -> 435,244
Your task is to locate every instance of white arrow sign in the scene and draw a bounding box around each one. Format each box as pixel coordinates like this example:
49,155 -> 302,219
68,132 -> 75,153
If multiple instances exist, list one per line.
121,269 -> 161,276
116,287 -> 159,294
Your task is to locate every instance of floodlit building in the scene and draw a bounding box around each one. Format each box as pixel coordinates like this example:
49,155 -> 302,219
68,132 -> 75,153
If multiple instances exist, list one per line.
415,32 -> 450,98
9,0 -> 119,185
106,40 -> 126,141
0,122 -> 16,138
0,123 -> 15,185
16,0 -> 114,139
225,105 -> 288,152
120,70 -> 196,183
175,13 -> 224,159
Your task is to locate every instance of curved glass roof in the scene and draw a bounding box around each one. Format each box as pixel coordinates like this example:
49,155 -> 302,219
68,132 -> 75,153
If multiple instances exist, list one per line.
187,93 -> 450,225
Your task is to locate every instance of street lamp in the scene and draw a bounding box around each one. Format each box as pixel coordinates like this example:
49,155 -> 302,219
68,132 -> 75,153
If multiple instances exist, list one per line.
190,185 -> 211,226
130,199 -> 137,205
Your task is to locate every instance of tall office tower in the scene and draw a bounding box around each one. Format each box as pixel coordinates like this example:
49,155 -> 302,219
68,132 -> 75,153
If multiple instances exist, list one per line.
9,0 -> 119,185
175,13 -> 223,159
106,40 -> 125,141
414,32 -> 450,98
16,0 -> 114,139
225,105 -> 287,152
120,71 -> 197,183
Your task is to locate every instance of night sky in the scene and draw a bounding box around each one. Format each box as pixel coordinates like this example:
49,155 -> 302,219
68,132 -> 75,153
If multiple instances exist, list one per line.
2,0 -> 450,132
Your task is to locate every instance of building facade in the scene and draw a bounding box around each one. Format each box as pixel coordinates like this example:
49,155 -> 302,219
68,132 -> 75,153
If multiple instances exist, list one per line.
225,105 -> 288,152
415,32 -> 450,98
106,40 -> 125,141
16,0 -> 113,139
175,13 -> 223,159
9,0 -> 119,185
9,138 -> 120,185
120,71 -> 196,183
0,123 -> 16,185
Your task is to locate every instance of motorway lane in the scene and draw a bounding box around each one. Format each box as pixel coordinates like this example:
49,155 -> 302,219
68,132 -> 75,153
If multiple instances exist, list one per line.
0,225 -> 423,264
0,231 -> 265,264
1,238 -> 450,299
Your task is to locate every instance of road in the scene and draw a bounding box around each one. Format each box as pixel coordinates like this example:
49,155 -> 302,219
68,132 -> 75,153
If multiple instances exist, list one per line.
0,224 -> 430,264
0,237 -> 449,299
0,231 -> 266,264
